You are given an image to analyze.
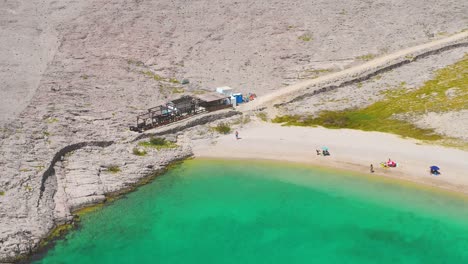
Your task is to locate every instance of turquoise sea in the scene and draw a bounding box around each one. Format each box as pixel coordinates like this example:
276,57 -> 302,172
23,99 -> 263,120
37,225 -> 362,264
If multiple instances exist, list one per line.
35,159 -> 468,263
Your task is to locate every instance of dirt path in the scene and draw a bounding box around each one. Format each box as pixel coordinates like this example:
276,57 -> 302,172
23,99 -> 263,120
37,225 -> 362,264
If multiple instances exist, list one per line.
239,31 -> 468,115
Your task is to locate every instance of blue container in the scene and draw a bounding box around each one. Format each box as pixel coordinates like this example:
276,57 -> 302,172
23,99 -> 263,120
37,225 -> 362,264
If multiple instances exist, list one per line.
233,93 -> 243,104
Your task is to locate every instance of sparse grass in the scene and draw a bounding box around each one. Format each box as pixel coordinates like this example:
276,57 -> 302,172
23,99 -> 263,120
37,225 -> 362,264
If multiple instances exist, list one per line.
34,165 -> 45,171
211,122 -> 231,134
132,148 -> 147,156
298,34 -> 313,42
232,115 -> 251,125
307,68 -> 331,74
138,137 -> 178,150
169,78 -> 180,84
273,55 -> 468,142
46,117 -> 59,124
24,185 -> 32,191
356,53 -> 377,61
257,112 -> 268,122
142,71 -> 163,81
108,165 -> 121,174
193,90 -> 207,95
0,191 -> 4,196
171,87 -> 185,94
304,68 -> 332,79
43,131 -> 50,137
127,59 -> 144,66
81,74 -> 89,80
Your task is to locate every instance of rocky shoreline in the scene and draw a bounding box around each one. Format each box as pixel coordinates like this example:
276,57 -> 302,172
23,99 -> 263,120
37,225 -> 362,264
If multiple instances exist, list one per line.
0,110 -> 238,262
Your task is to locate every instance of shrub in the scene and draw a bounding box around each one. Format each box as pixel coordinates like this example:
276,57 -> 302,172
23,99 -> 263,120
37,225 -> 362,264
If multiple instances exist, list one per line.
150,137 -> 166,145
298,34 -> 313,42
0,191 -> 4,196
213,122 -> 231,134
132,148 -> 147,156
108,165 -> 121,173
139,137 -> 178,150
257,112 -> 268,122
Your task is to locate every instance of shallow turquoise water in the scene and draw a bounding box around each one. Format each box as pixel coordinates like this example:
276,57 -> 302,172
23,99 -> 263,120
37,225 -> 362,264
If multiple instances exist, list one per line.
35,159 -> 468,264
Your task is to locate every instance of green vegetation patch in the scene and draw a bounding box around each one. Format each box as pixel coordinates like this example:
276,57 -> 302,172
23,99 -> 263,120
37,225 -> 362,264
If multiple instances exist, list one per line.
193,90 -> 207,95
0,191 -> 5,196
356,53 -> 377,61
273,55 -> 468,142
169,78 -> 180,84
46,117 -> 59,124
211,122 -> 231,134
132,148 -> 147,156
298,34 -> 313,42
108,165 -> 121,174
142,71 -> 163,81
256,112 -> 268,122
171,87 -> 185,94
139,137 -> 178,150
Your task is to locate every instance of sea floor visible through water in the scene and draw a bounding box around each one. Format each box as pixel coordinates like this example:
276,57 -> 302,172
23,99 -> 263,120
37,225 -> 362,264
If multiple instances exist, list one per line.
34,159 -> 468,263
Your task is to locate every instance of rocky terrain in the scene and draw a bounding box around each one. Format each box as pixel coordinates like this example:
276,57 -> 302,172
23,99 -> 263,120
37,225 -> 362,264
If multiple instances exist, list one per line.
0,0 -> 467,261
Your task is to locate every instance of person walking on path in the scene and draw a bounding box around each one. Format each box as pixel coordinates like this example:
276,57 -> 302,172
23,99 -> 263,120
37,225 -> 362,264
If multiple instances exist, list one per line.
235,131 -> 239,140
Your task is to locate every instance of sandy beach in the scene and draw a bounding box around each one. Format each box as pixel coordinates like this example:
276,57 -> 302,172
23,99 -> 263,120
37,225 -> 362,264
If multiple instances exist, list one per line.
193,121 -> 468,194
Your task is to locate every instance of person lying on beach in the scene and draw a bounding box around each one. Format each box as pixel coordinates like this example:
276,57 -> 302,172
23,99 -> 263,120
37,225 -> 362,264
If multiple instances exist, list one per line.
316,149 -> 321,155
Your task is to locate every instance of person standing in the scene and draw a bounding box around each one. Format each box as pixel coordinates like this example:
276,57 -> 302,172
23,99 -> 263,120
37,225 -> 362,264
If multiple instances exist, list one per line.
235,131 -> 239,140
370,164 -> 374,173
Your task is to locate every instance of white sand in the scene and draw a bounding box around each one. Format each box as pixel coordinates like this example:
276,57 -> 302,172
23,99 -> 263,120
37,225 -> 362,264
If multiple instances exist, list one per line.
193,122 -> 468,194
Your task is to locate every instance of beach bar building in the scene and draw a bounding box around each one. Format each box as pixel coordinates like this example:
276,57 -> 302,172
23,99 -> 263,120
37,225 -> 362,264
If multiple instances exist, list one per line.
195,92 -> 231,112
130,94 -> 232,132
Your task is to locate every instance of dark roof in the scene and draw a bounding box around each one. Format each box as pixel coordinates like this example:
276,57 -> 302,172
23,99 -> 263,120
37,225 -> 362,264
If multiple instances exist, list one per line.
171,95 -> 195,105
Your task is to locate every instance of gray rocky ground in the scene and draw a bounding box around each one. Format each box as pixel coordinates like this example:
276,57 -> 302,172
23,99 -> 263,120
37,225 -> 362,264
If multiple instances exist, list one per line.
0,0 -> 467,261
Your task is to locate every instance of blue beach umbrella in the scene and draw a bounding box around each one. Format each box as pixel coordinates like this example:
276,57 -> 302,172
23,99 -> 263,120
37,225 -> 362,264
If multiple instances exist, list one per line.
430,166 -> 440,170
322,146 -> 329,151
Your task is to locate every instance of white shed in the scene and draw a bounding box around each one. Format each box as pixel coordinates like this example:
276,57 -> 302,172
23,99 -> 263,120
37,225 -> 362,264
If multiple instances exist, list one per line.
216,86 -> 234,96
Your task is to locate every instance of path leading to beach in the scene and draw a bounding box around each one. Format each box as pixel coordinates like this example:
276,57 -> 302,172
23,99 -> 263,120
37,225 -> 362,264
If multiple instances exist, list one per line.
193,122 -> 468,194
239,31 -> 468,114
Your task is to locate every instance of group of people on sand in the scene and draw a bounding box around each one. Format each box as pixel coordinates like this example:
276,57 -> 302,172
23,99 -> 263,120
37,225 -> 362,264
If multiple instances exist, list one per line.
370,158 -> 397,173
316,148 -> 330,156
316,149 -> 330,156
369,159 -> 441,176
